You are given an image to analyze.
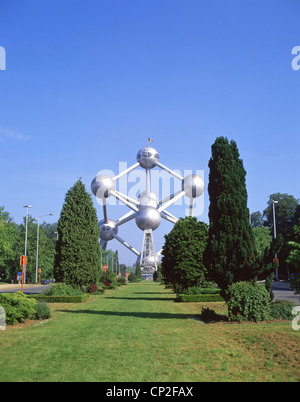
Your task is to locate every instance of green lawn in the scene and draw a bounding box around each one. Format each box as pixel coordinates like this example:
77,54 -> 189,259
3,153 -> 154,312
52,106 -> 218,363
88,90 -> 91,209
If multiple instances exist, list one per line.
0,281 -> 299,382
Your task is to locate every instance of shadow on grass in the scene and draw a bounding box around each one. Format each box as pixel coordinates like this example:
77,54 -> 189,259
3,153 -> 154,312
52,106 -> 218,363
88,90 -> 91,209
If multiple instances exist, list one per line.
58,308 -> 228,322
104,296 -> 174,301
58,309 -> 194,320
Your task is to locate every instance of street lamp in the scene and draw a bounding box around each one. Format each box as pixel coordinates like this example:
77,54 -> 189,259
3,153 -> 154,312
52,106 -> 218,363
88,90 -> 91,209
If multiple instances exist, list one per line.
36,213 -> 54,284
272,200 -> 279,280
23,205 -> 32,284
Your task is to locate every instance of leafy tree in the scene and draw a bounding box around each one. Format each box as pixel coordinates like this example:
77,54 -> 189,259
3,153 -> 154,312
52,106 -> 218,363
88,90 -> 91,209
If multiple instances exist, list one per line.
252,226 -> 272,257
250,211 -> 264,227
161,217 -> 208,293
135,261 -> 142,279
0,206 -> 20,282
203,137 -> 257,295
263,193 -> 299,239
54,179 -> 101,288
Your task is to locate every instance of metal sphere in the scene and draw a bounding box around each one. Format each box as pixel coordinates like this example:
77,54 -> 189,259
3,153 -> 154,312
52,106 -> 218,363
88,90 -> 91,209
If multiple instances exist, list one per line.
135,206 -> 161,231
98,219 -> 118,241
182,174 -> 204,198
91,174 -> 115,199
136,146 -> 159,169
138,191 -> 159,208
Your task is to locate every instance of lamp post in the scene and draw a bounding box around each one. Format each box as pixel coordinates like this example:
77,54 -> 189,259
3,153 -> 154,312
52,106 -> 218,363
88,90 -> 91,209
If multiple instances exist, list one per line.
272,200 -> 279,280
36,213 -> 54,284
23,205 -> 32,284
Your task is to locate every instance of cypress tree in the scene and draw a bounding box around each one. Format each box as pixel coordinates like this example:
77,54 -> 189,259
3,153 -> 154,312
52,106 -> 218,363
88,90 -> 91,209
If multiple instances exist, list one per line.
54,179 -> 101,288
204,137 -> 256,294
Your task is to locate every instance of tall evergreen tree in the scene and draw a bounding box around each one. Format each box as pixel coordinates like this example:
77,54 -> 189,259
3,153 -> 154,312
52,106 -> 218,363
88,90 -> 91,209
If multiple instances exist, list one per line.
54,179 -> 101,288
203,137 -> 256,294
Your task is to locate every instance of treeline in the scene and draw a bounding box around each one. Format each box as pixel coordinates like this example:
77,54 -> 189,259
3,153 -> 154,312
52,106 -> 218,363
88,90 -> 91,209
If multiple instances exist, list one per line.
0,206 -> 57,282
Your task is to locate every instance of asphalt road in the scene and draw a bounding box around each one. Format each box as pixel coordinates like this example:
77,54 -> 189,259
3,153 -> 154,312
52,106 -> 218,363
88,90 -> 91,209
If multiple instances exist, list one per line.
0,285 -> 52,294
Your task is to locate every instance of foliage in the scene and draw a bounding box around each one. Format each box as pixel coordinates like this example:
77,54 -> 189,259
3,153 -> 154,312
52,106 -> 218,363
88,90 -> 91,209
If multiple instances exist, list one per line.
263,193 -> 299,240
176,294 -> 224,303
250,211 -> 264,227
204,137 -> 257,295
269,300 -> 295,320
87,284 -> 98,294
0,205 -> 57,283
153,264 -> 162,282
54,179 -> 101,289
291,273 -> 300,295
135,262 -> 142,279
28,294 -> 89,303
252,226 -> 272,257
117,276 -> 127,286
34,302 -> 51,320
161,217 -> 208,293
179,286 -> 220,295
44,283 -> 83,296
0,292 -> 37,325
128,272 -> 140,282
286,241 -> 300,271
226,281 -> 270,322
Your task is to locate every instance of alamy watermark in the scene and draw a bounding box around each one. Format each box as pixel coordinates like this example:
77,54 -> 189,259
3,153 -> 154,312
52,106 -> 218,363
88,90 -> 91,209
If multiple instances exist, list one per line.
291,46 -> 300,71
0,46 -> 6,70
0,306 -> 6,331
96,162 -> 204,218
292,306 -> 300,331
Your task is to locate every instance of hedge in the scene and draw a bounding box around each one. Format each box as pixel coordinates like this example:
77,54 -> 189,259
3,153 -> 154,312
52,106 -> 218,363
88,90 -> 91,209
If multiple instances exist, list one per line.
27,294 -> 89,303
175,294 -> 224,303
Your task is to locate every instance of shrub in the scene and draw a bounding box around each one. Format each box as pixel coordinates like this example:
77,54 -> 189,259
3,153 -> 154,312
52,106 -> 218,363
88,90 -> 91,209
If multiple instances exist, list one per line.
269,300 -> 295,320
0,292 -> 37,325
128,273 -> 139,282
175,294 -> 224,303
117,276 -> 126,286
27,294 -> 89,303
180,286 -> 220,295
226,281 -> 270,322
34,302 -> 51,320
44,283 -> 83,296
87,284 -> 98,294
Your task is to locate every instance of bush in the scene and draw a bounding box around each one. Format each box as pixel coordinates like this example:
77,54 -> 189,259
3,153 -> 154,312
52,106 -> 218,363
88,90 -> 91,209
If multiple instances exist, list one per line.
27,294 -> 89,303
176,294 -> 224,303
87,284 -> 98,294
226,281 -> 270,322
117,276 -> 126,286
128,273 -> 139,283
44,283 -> 83,297
269,300 -> 295,320
180,286 -> 220,295
34,302 -> 51,320
0,292 -> 37,325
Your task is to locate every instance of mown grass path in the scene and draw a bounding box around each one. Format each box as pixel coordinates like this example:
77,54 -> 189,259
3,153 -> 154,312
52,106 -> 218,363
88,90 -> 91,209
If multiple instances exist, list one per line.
0,281 -> 299,382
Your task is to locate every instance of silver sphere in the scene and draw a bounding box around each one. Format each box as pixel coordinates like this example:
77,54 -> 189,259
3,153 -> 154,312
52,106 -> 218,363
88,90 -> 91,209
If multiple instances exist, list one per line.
182,174 -> 204,198
99,219 -> 118,241
137,146 -> 159,169
91,174 -> 115,199
135,206 -> 161,231
138,191 -> 159,208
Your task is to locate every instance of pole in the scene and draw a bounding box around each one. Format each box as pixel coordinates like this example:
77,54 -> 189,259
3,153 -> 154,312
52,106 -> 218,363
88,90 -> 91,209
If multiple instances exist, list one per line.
23,205 -> 32,284
272,200 -> 278,280
36,217 -> 40,284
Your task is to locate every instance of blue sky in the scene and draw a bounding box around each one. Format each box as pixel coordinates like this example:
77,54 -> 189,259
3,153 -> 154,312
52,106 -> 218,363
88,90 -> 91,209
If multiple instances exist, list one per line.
0,0 -> 299,265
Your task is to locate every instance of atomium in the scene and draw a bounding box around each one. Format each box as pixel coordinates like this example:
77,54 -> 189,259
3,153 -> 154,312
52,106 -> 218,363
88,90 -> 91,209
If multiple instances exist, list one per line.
91,145 -> 204,274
